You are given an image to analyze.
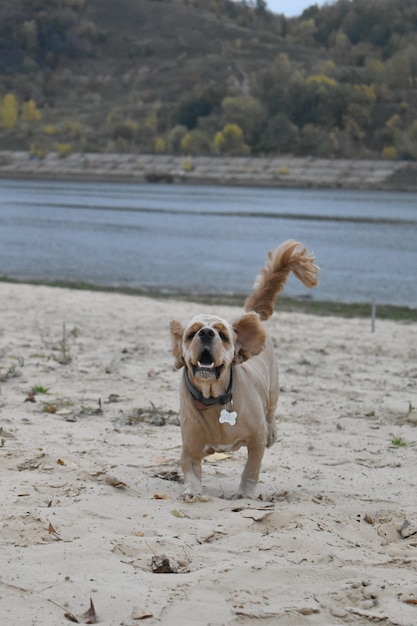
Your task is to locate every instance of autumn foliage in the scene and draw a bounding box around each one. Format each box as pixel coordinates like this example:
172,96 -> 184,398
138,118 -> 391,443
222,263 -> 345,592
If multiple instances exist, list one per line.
0,0 -> 416,159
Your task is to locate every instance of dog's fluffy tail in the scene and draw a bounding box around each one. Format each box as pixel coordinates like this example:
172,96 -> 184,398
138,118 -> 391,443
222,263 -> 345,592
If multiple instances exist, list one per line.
244,240 -> 319,321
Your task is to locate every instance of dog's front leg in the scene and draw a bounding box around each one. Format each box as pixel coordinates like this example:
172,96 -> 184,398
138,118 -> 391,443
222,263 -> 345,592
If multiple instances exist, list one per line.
180,452 -> 210,502
233,442 -> 265,499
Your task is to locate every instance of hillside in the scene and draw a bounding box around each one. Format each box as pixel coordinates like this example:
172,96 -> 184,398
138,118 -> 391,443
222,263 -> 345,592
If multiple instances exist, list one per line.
0,0 -> 417,160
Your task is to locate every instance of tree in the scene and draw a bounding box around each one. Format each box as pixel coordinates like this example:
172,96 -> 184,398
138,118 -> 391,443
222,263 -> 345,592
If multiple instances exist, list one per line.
154,137 -> 166,153
174,86 -> 225,129
221,95 -> 265,144
287,74 -> 319,127
167,125 -> 188,153
1,94 -> 18,130
21,99 -> 42,123
402,120 -> 417,159
180,129 -> 212,155
257,112 -> 299,154
329,32 -> 351,65
385,47 -> 417,89
255,0 -> 267,15
289,18 -> 317,46
19,20 -> 38,54
213,124 -> 250,155
297,124 -> 335,158
254,53 -> 293,117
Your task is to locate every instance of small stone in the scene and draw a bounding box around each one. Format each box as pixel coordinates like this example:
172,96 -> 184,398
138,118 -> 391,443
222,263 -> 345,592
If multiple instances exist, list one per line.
330,607 -> 347,618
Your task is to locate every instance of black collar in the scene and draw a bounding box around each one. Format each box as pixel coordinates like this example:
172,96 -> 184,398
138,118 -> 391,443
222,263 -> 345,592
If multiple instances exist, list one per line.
183,367 -> 233,410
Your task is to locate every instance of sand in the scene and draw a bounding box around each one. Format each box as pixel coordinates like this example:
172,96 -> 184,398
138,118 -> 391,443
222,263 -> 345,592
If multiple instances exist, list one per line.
1,282 -> 417,626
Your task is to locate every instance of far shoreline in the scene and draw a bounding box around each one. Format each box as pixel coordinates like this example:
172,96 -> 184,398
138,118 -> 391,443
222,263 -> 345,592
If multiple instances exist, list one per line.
1,275 -> 416,322
1,151 -> 417,192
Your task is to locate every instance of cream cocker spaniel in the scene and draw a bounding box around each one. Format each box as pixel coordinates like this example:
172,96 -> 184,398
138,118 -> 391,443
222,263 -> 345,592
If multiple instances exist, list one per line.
170,240 -> 319,501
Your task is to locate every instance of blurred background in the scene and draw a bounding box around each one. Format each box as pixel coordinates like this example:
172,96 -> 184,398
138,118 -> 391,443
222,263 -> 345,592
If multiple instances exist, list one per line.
1,0 -> 416,310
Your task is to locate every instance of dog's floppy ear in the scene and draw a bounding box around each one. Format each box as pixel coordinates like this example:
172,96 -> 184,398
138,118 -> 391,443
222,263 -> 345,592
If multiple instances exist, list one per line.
170,320 -> 186,369
232,312 -> 266,364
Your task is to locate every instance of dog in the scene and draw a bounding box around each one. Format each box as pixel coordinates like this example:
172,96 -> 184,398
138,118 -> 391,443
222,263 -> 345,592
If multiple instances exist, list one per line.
170,240 -> 319,501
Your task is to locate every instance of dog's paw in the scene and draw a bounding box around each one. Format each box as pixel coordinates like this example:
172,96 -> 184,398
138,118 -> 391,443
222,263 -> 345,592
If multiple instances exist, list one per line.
179,492 -> 211,503
232,479 -> 257,500
231,489 -> 256,500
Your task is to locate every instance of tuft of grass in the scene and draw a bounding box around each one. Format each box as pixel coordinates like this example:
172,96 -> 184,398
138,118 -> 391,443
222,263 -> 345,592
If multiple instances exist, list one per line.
392,436 -> 407,447
56,323 -> 72,365
32,385 -> 49,394
0,357 -> 24,382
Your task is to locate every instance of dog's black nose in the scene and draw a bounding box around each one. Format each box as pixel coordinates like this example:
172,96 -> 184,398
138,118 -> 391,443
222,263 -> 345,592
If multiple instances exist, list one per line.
198,327 -> 215,340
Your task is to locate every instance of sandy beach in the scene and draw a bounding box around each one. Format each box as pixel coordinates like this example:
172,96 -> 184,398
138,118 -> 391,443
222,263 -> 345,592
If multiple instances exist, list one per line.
1,282 -> 417,625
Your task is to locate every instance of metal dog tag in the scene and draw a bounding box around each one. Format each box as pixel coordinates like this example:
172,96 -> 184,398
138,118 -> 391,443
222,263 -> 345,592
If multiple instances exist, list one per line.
219,409 -> 237,426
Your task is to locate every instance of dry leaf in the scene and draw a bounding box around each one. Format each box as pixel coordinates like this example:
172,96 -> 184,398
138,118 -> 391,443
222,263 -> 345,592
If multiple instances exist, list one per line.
24,393 -> 37,403
45,404 -> 58,414
206,452 -> 230,462
153,493 -> 170,500
403,598 -> 417,605
63,598 -> 97,624
242,508 -> 274,522
132,608 -> 154,620
56,409 -> 73,417
132,530 -> 145,537
80,598 -> 97,624
57,458 -> 66,466
104,475 -> 127,488
151,455 -> 168,464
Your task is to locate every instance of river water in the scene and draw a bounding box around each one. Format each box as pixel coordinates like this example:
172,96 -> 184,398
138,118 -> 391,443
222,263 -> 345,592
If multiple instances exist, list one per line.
1,178 -> 416,307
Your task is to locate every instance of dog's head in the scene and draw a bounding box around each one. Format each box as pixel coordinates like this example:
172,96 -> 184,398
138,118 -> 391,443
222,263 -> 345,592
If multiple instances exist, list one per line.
170,312 -> 266,397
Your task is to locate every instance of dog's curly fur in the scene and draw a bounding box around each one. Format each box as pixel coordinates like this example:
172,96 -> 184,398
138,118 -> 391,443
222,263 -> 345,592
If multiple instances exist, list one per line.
170,240 -> 319,501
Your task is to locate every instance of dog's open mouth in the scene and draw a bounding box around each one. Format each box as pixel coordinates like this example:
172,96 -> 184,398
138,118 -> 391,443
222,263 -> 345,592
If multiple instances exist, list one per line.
192,348 -> 224,379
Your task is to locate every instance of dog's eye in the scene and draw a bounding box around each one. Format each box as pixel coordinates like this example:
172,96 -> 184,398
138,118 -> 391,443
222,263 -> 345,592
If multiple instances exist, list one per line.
219,331 -> 229,343
186,331 -> 196,341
